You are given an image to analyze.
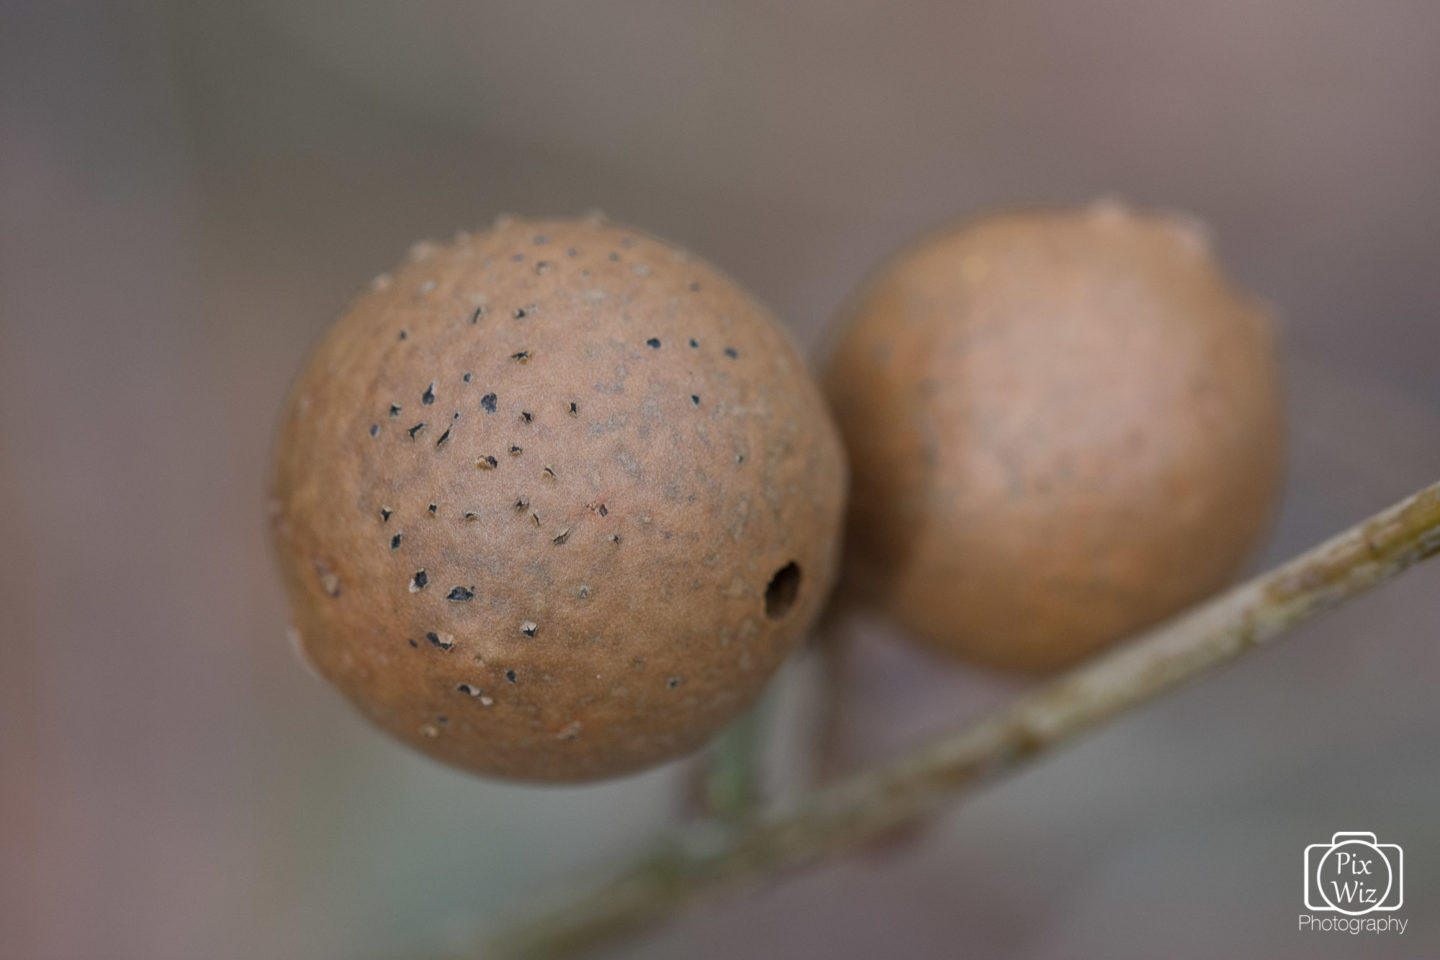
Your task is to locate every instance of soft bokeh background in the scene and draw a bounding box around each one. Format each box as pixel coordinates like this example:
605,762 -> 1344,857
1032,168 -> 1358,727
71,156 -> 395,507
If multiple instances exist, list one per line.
3,2 -> 1438,958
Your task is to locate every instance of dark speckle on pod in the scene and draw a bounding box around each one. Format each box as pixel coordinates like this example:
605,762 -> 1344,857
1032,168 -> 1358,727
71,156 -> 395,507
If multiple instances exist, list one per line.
270,216 -> 847,782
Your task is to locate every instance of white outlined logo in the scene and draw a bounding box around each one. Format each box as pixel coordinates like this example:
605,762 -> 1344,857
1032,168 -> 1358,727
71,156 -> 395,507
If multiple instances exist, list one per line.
1304,832 -> 1403,915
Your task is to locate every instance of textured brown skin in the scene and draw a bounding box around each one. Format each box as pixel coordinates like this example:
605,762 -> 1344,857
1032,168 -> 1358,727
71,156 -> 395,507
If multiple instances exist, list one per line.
270,216 -> 846,781
824,203 -> 1286,673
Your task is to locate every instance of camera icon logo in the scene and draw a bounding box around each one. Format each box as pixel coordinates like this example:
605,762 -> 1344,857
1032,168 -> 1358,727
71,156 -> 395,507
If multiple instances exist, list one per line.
1304,832 -> 1403,915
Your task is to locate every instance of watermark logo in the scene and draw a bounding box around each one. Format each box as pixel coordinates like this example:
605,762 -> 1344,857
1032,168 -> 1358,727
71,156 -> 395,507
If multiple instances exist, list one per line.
1300,831 -> 1406,935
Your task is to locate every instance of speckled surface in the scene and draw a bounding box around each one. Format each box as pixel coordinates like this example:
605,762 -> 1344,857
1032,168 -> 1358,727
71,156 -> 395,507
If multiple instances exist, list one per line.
826,205 -> 1286,671
270,217 -> 847,780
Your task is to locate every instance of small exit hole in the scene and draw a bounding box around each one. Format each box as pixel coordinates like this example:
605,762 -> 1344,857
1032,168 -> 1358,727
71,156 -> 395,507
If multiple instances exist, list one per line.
764,562 -> 802,620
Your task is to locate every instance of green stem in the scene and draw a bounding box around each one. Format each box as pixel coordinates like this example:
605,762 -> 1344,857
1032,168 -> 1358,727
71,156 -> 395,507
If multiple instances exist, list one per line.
700,703 -> 764,821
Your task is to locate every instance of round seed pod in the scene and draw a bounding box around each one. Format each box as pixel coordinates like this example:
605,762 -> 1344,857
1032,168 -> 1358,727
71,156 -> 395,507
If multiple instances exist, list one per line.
270,215 -> 846,781
824,203 -> 1285,672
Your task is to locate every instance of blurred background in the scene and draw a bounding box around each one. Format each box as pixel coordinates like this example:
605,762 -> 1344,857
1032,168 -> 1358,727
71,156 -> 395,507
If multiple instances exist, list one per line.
3,2 -> 1439,958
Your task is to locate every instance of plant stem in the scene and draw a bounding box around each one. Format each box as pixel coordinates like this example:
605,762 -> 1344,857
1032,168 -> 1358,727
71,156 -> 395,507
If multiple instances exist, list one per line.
813,609 -> 853,783
481,480 -> 1440,960
697,702 -> 765,821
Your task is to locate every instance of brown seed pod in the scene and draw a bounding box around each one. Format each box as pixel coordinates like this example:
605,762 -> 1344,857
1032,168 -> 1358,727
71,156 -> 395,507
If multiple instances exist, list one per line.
824,202 -> 1286,672
270,216 -> 846,781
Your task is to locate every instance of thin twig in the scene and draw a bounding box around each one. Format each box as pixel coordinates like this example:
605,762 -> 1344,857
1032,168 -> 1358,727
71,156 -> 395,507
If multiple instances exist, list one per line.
480,481 -> 1440,960
812,600 -> 854,784
693,702 -> 765,821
